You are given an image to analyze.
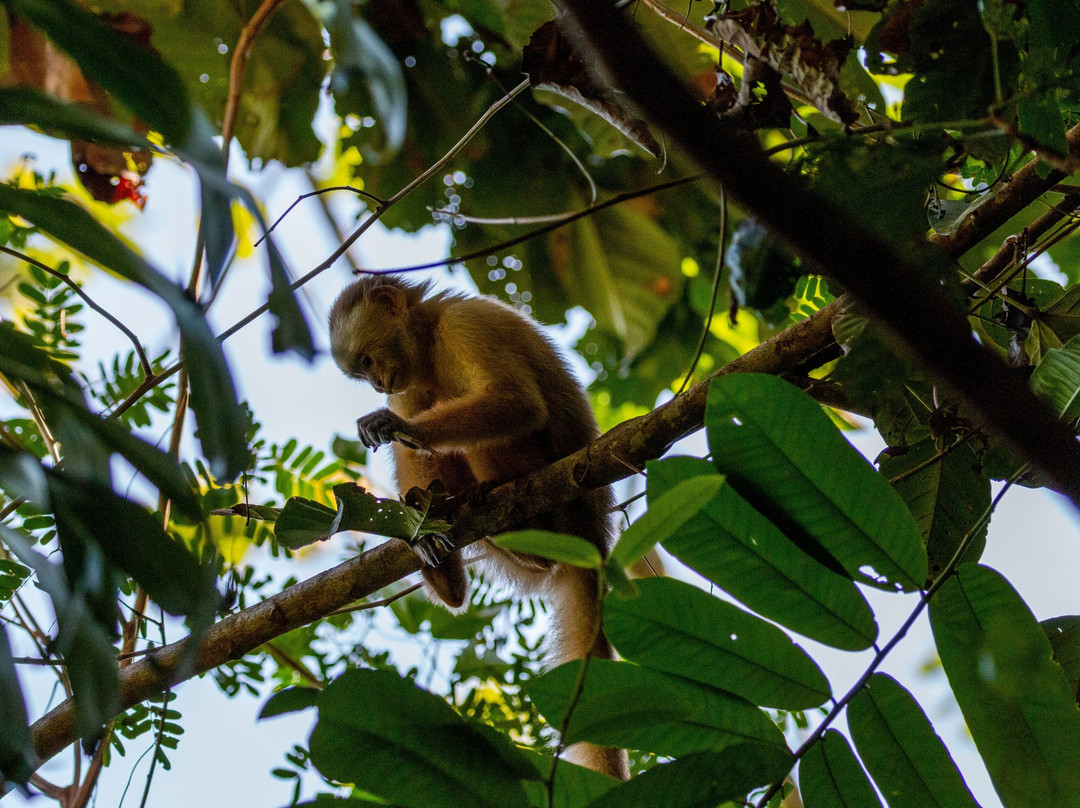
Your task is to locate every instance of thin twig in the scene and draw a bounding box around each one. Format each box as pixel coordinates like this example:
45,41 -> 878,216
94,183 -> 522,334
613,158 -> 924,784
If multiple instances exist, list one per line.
255,184 -> 386,247
329,580 -> 424,615
0,245 -> 153,376
676,187 -> 726,395
221,0 -> 290,164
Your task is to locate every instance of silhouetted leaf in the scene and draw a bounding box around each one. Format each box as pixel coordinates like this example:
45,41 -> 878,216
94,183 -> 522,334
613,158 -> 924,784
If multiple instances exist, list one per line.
493,531 -> 601,568
260,686 -> 320,719
1042,616 -> 1080,703
930,564 -> 1080,808
801,729 -> 884,808
707,374 -> 927,591
585,745 -> 794,808
650,457 -> 877,650
849,674 -> 981,808
0,628 -> 32,786
310,669 -> 537,808
605,577 -> 830,709
528,659 -> 787,757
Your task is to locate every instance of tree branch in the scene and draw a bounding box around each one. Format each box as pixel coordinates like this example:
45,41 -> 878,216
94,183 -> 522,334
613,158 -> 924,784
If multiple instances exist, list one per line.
557,0 -> 1080,505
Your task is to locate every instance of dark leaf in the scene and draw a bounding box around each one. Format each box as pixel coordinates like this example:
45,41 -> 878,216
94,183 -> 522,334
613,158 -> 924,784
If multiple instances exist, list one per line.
848,673 -> 981,808
604,577 -> 830,709
48,471 -> 216,618
1042,616 -> 1080,704
0,186 -> 248,479
650,457 -> 877,651
880,437 -> 989,582
274,497 -> 337,549
522,20 -> 660,157
528,659 -> 787,757
929,564 -> 1080,808
584,745 -> 795,808
259,686 -> 321,719
309,669 -> 537,808
0,628 -> 33,786
707,374 -> 927,591
800,729 -> 884,808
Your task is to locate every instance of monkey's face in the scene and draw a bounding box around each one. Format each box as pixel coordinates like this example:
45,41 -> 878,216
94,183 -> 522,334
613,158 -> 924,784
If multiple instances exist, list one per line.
330,299 -> 415,395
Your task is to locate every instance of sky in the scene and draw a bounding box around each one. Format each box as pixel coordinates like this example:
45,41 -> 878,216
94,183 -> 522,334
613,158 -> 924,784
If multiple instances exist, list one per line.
3,121 -> 1080,808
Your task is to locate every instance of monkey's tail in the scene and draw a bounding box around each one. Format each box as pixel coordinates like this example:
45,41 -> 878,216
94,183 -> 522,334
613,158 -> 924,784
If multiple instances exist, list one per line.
545,565 -> 630,781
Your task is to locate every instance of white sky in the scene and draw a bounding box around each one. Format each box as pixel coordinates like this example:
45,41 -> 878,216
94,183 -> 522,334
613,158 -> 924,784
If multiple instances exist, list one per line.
3,125 -> 1080,808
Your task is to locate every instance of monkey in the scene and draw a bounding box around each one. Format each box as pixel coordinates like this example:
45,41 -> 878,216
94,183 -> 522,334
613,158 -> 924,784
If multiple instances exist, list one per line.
329,274 -> 628,780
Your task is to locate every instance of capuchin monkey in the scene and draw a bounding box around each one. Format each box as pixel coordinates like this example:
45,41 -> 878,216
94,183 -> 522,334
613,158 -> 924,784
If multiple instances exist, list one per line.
329,274 -> 628,780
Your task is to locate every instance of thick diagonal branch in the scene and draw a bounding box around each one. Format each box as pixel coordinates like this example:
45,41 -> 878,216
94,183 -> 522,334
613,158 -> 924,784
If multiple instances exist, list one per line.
558,0 -> 1080,504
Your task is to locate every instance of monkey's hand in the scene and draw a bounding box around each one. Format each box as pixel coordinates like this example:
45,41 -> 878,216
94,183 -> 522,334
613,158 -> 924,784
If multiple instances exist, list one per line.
412,532 -> 456,566
356,409 -> 428,451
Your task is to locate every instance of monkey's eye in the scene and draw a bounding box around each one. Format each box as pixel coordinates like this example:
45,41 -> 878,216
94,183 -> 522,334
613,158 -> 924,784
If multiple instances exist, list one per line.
359,354 -> 373,370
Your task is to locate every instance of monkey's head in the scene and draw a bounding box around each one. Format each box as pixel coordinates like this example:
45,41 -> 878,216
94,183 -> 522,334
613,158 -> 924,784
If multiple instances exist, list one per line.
329,277 -> 422,395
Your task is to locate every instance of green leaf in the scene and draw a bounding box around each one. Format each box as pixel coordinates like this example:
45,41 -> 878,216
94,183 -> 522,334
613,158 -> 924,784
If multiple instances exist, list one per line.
848,674 -> 981,808
800,729 -> 884,808
326,0 -> 407,160
275,497 -> 338,549
0,187 -> 247,480
0,87 -> 156,149
0,627 -> 32,785
48,471 -> 216,618
880,438 -> 989,582
707,374 -> 927,591
1031,335 -> 1080,421
610,474 -> 724,568
492,531 -> 602,568
650,457 -> 877,651
584,745 -> 795,808
929,564 -> 1080,808
605,578 -> 830,710
259,686 -> 321,719
266,238 -> 315,359
310,669 -> 537,808
528,659 -> 787,757
1042,616 -> 1080,704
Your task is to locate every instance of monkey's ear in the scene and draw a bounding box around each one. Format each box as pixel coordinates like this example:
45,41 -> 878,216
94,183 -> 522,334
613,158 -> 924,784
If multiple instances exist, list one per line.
369,285 -> 407,317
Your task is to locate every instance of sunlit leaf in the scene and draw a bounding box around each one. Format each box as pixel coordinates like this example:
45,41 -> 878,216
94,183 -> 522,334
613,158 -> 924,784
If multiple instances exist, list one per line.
610,474 -> 723,568
493,530 -> 601,568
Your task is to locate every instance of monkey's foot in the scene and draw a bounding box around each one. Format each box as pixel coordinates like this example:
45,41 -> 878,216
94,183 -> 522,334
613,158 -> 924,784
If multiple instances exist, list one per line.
411,532 -> 455,567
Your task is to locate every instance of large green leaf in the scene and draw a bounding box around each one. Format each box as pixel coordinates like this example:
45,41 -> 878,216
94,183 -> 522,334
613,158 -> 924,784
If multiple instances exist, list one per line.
848,673 -> 981,808
0,186 -> 248,480
800,729 -> 884,808
650,457 -> 877,651
528,658 -> 787,757
707,374 -> 927,591
604,577 -> 830,709
880,438 -> 989,582
584,745 -> 795,808
1030,335 -> 1080,421
493,530 -> 602,568
929,564 -> 1080,808
1042,616 -> 1080,703
309,669 -> 537,808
